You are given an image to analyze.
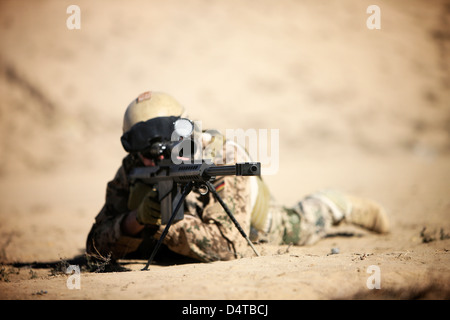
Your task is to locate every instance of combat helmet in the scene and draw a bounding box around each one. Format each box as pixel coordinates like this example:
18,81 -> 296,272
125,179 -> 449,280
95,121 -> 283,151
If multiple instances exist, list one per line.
123,91 -> 186,133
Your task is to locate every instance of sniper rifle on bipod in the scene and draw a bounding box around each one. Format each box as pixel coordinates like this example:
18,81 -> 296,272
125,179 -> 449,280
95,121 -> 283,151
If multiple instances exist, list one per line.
129,160 -> 262,270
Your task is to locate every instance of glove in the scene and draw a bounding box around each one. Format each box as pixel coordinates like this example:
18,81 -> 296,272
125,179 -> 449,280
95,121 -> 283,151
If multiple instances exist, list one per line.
128,182 -> 161,225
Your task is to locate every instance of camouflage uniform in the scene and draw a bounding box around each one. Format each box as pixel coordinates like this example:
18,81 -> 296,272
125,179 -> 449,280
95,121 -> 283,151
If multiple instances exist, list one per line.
86,134 -> 340,262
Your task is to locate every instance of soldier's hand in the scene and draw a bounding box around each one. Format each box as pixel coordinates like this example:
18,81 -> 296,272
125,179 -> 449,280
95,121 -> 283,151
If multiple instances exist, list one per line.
128,182 -> 161,225
136,189 -> 161,225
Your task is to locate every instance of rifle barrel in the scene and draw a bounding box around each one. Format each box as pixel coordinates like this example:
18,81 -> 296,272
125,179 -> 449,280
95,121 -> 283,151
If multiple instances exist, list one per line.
206,162 -> 260,177
205,165 -> 236,176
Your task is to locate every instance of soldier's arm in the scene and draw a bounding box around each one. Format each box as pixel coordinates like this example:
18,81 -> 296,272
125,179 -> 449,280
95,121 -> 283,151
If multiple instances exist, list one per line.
86,163 -> 143,260
121,210 -> 144,235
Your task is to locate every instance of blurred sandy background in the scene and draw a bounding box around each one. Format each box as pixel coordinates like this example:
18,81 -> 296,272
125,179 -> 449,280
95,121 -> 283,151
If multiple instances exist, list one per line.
0,0 -> 449,299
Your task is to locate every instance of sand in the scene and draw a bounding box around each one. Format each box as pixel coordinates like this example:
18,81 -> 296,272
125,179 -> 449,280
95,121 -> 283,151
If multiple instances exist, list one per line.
0,0 -> 449,301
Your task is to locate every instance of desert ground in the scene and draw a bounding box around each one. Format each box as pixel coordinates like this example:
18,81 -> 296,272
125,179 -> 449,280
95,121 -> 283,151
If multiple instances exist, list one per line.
0,0 -> 449,302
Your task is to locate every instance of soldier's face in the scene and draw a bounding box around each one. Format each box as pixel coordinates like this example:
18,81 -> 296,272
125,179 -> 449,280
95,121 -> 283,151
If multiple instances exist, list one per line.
138,153 -> 156,167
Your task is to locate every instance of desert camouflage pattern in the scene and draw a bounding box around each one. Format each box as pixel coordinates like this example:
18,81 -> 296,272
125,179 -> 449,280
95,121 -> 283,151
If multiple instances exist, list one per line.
86,131 -> 339,262
257,197 -> 337,247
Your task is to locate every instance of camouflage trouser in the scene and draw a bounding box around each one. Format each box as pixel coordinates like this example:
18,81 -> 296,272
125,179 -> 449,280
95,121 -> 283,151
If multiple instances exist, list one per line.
252,196 -> 338,246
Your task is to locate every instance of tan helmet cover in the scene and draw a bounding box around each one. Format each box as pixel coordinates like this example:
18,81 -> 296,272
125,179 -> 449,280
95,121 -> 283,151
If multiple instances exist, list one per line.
122,91 -> 185,133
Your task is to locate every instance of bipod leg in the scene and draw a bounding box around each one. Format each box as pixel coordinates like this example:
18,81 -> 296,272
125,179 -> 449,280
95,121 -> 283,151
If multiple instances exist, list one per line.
142,181 -> 193,270
205,181 -> 260,257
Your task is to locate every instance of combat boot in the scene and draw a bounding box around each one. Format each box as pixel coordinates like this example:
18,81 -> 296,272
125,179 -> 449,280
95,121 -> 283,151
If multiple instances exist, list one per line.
344,195 -> 390,233
310,189 -> 390,234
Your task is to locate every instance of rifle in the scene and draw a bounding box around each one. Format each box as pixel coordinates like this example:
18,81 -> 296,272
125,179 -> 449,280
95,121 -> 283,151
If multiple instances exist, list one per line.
122,117 -> 261,270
